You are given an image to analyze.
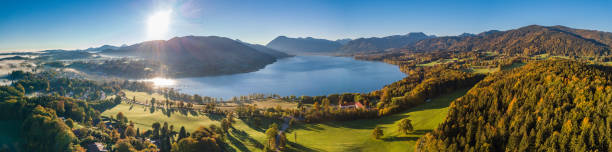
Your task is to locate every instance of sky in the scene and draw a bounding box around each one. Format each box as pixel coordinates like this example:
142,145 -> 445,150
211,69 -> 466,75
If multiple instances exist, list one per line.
1,0 -> 611,52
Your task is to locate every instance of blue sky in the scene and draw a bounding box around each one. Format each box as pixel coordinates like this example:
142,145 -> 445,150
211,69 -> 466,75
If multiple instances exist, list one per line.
1,0 -> 611,52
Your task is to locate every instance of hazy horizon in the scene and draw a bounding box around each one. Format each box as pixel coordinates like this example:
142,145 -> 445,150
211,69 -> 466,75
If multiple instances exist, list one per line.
2,0 -> 611,52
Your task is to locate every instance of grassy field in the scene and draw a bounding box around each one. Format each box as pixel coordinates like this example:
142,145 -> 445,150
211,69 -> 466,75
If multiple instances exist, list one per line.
284,89 -> 468,152
101,88 -> 467,151
100,102 -> 279,151
101,103 -> 221,132
218,99 -> 299,110
417,58 -> 459,67
122,90 -> 173,103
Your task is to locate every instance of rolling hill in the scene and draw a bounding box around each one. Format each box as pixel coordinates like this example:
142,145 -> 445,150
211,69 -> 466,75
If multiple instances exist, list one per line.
101,36 -> 290,77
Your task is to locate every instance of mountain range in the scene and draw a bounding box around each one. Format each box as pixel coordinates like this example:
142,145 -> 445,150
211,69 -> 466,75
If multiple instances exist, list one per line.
264,25 -> 612,58
265,36 -> 347,54
339,32 -> 435,53
408,25 -> 612,56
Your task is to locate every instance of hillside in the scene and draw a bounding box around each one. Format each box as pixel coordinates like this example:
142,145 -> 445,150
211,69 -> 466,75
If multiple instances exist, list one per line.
81,44 -> 122,52
239,42 -> 292,58
416,60 -> 612,151
552,25 -> 612,47
410,25 -> 612,57
340,32 -> 434,53
101,36 -> 289,77
266,36 -> 343,54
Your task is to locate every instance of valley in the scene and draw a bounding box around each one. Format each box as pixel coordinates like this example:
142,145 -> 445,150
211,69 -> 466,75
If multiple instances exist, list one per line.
1,17 -> 611,152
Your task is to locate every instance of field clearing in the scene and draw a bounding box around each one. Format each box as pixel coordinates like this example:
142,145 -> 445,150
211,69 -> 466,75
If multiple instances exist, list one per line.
101,103 -> 222,132
122,90 -> 174,103
471,68 -> 498,74
285,89 -> 468,152
219,99 -> 299,110
417,58 -> 458,67
123,89 -> 298,110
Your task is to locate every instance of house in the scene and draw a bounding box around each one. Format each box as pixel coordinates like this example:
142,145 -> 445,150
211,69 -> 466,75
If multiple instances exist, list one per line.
339,101 -> 365,109
86,142 -> 108,152
355,102 -> 365,109
147,138 -> 161,148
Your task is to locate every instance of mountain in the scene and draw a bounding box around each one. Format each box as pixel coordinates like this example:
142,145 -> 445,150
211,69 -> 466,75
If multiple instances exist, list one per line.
266,36 -> 343,54
458,33 -> 476,37
239,42 -> 292,58
81,45 -> 121,52
551,25 -> 612,47
335,39 -> 352,45
101,36 -> 288,77
477,30 -> 501,36
409,25 -> 612,56
416,60 -> 612,151
339,32 -> 434,53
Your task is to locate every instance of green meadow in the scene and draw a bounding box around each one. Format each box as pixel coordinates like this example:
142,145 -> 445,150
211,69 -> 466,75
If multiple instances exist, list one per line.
101,89 -> 468,151
285,89 -> 468,152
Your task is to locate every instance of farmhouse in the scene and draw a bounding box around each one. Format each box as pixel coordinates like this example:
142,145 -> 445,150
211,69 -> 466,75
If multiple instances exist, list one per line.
338,101 -> 365,109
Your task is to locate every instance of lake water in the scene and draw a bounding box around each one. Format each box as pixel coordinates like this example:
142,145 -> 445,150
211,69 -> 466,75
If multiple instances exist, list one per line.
148,56 -> 405,99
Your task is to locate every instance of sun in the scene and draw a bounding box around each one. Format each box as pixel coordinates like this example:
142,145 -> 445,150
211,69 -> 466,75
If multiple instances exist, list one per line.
147,10 -> 172,40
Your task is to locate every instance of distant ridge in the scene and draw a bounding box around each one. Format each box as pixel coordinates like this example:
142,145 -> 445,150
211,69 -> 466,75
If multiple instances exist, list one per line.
409,25 -> 611,56
266,36 -> 344,54
340,32 -> 435,53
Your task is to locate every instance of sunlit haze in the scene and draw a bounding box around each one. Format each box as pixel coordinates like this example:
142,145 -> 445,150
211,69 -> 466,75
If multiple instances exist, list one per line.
147,10 -> 173,40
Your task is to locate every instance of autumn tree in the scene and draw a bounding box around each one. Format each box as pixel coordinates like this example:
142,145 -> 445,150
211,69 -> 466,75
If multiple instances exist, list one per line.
125,126 -> 136,137
265,123 -> 279,150
372,126 -> 384,139
398,118 -> 414,134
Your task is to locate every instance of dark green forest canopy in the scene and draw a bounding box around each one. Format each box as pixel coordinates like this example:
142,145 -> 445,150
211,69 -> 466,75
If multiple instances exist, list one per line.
416,60 -> 612,151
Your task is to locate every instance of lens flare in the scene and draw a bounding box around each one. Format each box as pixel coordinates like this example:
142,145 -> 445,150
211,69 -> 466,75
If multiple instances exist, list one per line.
147,10 -> 172,40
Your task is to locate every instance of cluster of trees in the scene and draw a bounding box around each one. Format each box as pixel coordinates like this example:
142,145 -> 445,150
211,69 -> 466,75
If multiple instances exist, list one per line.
0,87 -> 85,151
8,70 -> 157,101
171,125 -> 226,152
263,123 -> 288,151
416,60 -> 612,151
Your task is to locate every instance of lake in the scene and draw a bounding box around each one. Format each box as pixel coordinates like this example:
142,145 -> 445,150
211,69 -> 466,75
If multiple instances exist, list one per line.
144,56 -> 405,99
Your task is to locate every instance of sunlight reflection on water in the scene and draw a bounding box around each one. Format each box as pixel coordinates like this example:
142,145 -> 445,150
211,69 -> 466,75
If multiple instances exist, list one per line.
141,77 -> 176,87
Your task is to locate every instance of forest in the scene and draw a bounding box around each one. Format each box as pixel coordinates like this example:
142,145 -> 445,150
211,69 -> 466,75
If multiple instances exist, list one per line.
416,60 -> 611,151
